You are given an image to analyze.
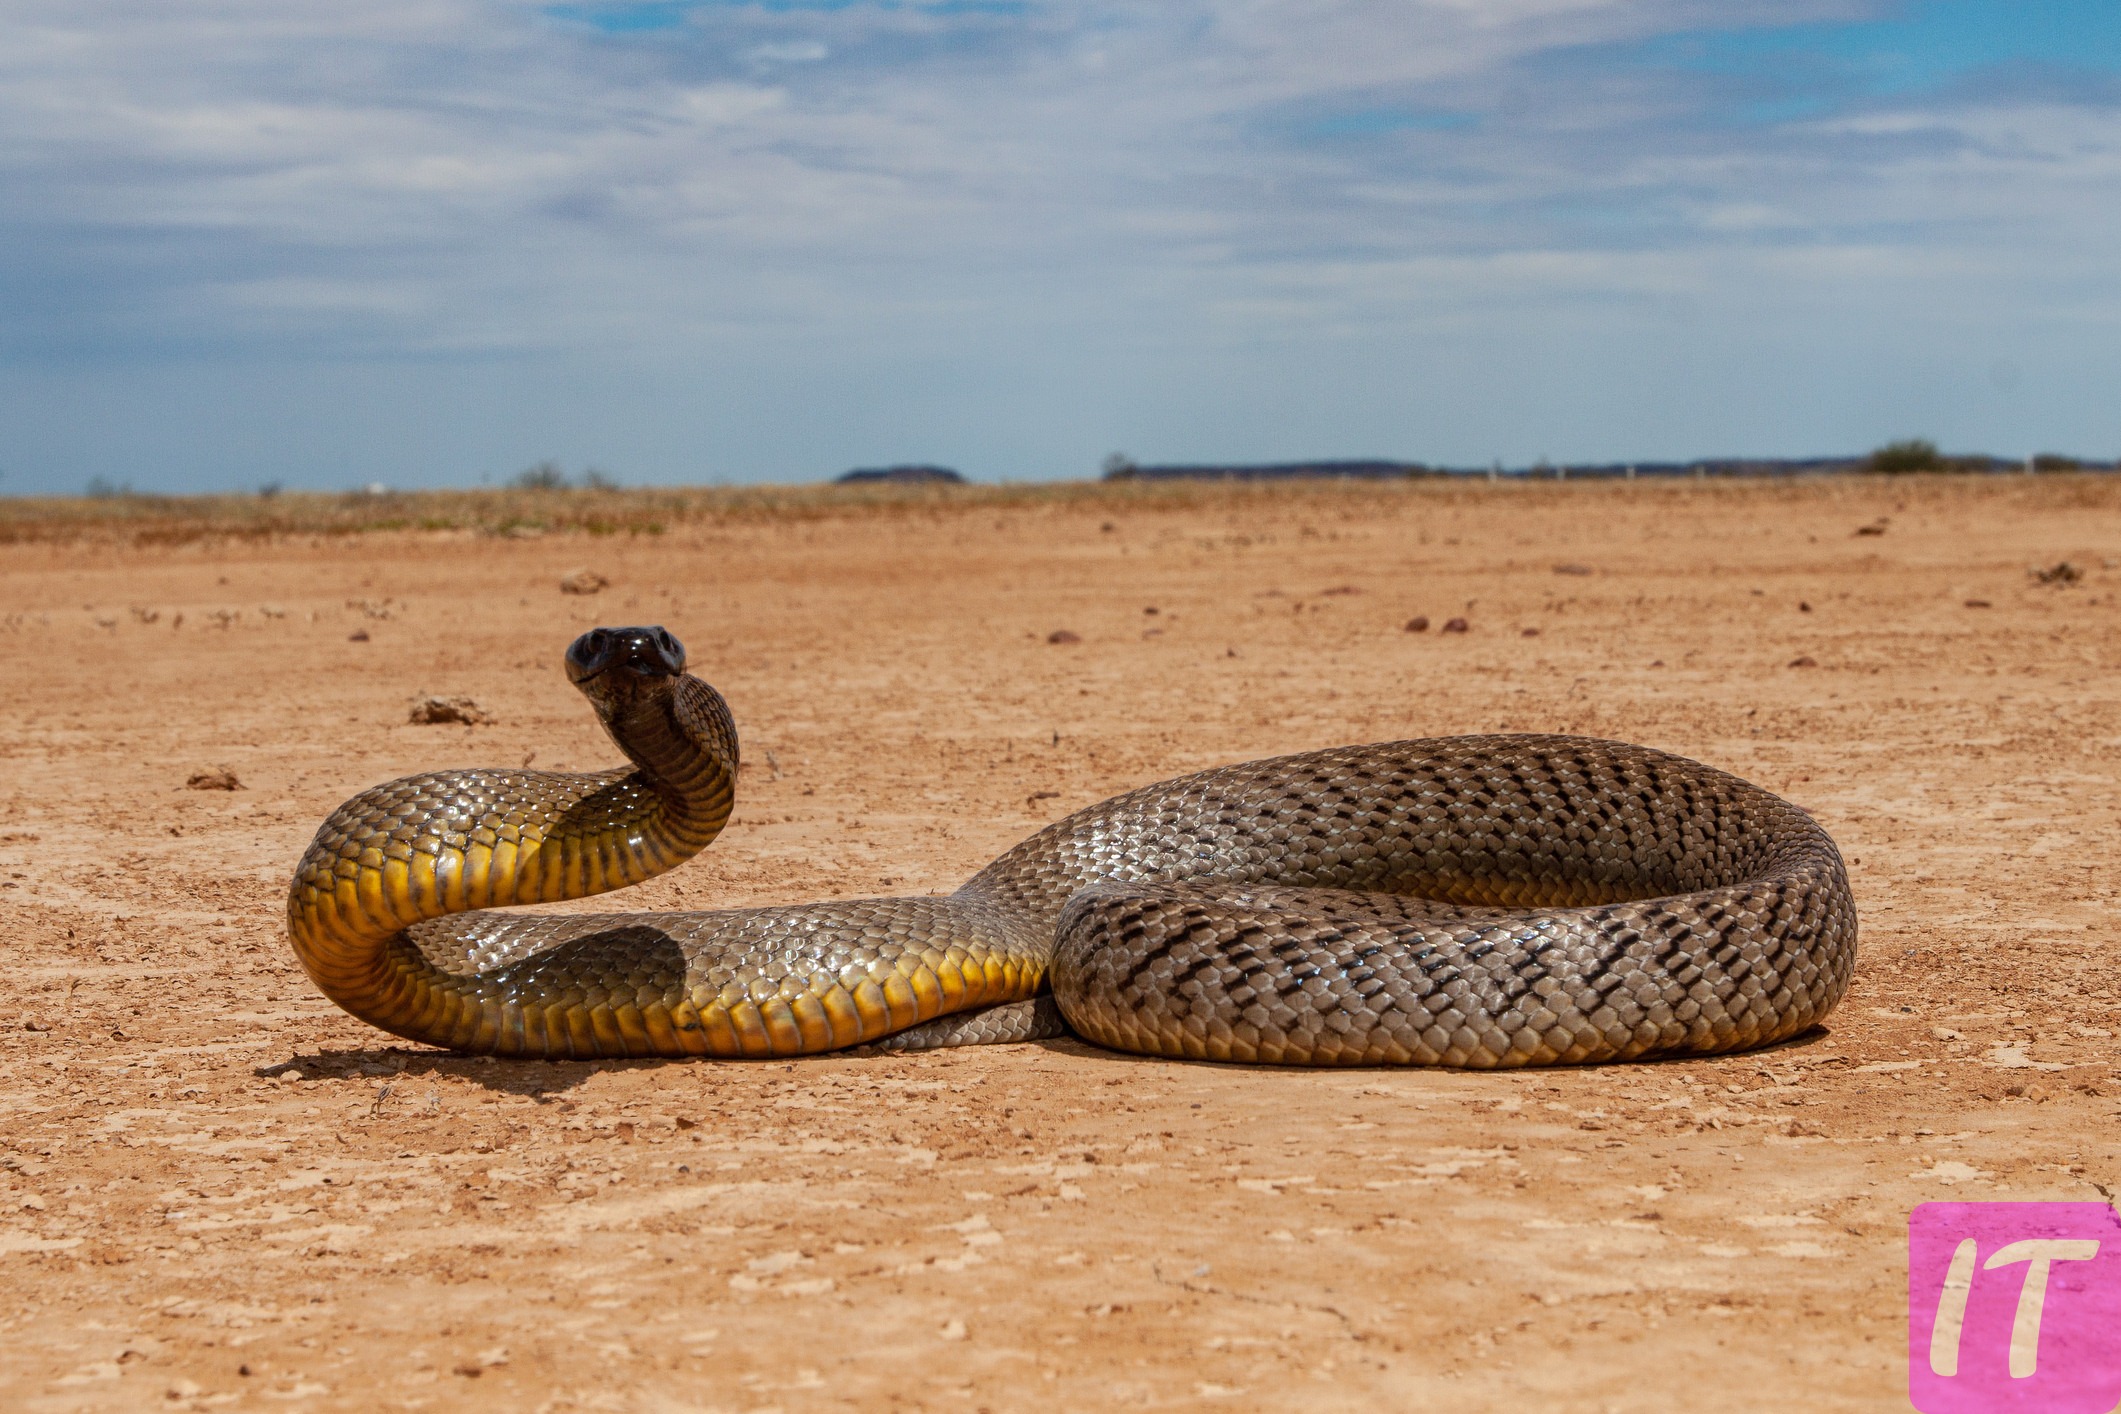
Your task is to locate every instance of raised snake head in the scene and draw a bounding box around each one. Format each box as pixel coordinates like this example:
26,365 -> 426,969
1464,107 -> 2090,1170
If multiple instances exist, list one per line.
565,625 -> 688,717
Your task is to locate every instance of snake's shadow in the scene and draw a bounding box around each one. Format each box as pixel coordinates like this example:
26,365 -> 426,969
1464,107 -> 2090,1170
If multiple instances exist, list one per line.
254,1031 -> 1123,1097
256,1022 -> 1840,1096
254,1048 -> 631,1096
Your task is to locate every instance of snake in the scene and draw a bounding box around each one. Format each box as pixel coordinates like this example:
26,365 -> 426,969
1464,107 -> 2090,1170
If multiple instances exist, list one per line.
287,625 -> 1857,1065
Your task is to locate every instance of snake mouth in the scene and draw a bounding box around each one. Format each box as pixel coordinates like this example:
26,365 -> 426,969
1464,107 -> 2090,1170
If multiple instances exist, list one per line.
565,626 -> 688,686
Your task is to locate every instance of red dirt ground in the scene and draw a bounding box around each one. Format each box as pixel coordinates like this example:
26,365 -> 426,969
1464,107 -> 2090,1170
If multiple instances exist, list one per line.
1,475 -> 2117,1411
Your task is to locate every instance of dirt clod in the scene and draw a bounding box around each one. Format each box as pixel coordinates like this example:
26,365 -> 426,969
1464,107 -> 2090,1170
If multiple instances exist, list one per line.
409,696 -> 492,726
1441,616 -> 1469,633
184,768 -> 242,790
1403,616 -> 1429,633
1047,629 -> 1081,644
559,568 -> 609,595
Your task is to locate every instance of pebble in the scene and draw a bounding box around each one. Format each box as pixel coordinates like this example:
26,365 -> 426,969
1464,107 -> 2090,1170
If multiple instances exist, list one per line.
185,768 -> 242,791
1403,616 -> 1429,633
1441,617 -> 1469,634
1047,630 -> 1081,644
1788,656 -> 1818,668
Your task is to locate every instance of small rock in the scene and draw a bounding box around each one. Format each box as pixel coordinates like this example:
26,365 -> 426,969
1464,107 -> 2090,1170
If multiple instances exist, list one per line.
1441,617 -> 1469,634
1319,586 -> 1361,597
185,769 -> 243,791
1963,599 -> 1991,608
348,629 -> 371,642
938,1319 -> 968,1341
409,697 -> 492,726
1552,563 -> 1593,576
559,569 -> 609,596
23,1018 -> 49,1032
2032,561 -> 2082,585
1854,521 -> 1887,537
1521,627 -> 1540,637
1046,630 -> 1081,644
1788,656 -> 1818,668
1403,616 -> 1429,633
1798,601 -> 1812,612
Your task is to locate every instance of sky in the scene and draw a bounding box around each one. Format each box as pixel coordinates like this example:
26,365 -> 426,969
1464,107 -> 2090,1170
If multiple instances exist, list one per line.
1,0 -> 2118,494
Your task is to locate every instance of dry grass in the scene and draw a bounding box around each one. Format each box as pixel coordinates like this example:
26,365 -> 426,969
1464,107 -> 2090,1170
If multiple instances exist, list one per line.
0,480 -> 1291,546
5,470 -> 2116,546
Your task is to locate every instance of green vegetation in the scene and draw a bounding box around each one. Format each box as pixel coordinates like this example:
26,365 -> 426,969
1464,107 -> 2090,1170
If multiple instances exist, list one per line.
1869,438 -> 1945,474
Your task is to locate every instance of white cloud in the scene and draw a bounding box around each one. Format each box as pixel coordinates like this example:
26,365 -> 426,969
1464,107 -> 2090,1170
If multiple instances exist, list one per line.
0,0 -> 2117,489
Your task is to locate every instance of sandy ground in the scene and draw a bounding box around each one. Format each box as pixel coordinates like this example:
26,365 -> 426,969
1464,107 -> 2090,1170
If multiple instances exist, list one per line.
1,475 -> 2117,1412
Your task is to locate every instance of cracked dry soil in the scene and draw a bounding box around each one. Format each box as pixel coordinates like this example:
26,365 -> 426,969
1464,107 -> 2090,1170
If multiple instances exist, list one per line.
2,475 -> 2118,1411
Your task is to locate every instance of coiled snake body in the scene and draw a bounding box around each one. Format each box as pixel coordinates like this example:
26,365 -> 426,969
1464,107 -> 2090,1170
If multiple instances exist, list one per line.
288,626 -> 1857,1065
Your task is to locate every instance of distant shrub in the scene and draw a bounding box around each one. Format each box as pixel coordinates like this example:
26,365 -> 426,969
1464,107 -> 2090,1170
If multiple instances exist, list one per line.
580,467 -> 621,490
514,460 -> 569,490
1870,439 -> 1943,475
85,476 -> 133,498
2032,453 -> 2081,473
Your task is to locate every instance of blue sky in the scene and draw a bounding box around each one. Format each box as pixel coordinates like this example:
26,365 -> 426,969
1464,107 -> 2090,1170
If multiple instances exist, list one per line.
1,0 -> 2117,493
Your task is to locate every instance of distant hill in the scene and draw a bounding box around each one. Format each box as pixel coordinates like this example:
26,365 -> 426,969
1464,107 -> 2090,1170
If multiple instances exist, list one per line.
835,465 -> 965,485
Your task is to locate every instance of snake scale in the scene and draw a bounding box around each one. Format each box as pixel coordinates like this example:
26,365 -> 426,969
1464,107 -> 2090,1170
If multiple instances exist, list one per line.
287,626 -> 1857,1065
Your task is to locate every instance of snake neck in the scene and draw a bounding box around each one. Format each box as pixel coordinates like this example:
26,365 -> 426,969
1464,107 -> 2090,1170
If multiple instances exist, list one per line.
595,672 -> 741,827
286,673 -> 739,1024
